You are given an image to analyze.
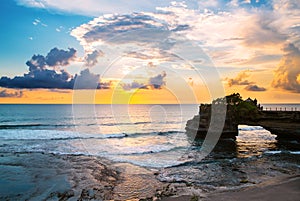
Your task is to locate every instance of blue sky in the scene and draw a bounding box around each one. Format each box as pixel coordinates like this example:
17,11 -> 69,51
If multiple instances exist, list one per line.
0,0 -> 91,76
0,0 -> 300,103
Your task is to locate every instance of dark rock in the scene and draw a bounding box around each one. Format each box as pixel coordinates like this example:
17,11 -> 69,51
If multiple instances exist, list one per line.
186,94 -> 300,142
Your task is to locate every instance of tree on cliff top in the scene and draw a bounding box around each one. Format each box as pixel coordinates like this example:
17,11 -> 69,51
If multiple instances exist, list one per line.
212,93 -> 259,120
212,93 -> 243,105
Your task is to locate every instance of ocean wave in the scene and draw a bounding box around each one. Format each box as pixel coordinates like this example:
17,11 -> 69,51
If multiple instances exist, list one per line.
101,121 -> 182,126
0,123 -> 75,129
0,130 -> 128,140
264,150 -> 300,155
114,145 -> 187,156
100,121 -> 150,126
107,155 -> 191,168
238,125 -> 264,131
264,150 -> 282,154
0,129 -> 183,140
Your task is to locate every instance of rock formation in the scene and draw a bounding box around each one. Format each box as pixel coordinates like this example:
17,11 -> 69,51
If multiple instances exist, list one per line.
186,93 -> 300,142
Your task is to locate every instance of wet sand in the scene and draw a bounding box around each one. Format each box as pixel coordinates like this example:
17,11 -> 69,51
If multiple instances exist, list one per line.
161,176 -> 300,201
206,175 -> 300,201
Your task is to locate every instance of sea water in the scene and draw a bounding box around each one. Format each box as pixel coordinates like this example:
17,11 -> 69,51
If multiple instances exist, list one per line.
0,104 -> 299,168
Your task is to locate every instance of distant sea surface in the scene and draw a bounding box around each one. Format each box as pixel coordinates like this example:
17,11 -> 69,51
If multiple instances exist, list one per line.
0,104 -> 299,168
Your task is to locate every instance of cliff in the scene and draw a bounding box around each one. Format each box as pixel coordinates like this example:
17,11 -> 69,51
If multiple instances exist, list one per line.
186,94 -> 300,142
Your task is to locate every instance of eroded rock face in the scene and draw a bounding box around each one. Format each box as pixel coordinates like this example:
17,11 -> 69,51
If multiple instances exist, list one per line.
186,104 -> 239,141
186,104 -> 300,142
258,111 -> 300,141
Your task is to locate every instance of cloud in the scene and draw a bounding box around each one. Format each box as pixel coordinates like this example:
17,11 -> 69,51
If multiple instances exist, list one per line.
73,68 -> 111,89
25,54 -> 47,71
121,81 -> 148,91
48,89 -> 71,93
32,18 -> 47,27
124,49 -> 177,62
227,70 -> 253,87
227,70 -> 267,91
0,69 -> 73,89
45,47 -> 76,66
25,47 -> 76,72
20,0 -> 300,70
272,43 -> 300,93
16,0 -> 173,16
245,84 -> 266,91
0,47 -> 106,89
0,90 -> 23,98
149,71 -> 167,89
85,50 -> 104,67
242,12 -> 287,47
71,12 -> 173,53
121,71 -> 167,90
70,10 -> 192,53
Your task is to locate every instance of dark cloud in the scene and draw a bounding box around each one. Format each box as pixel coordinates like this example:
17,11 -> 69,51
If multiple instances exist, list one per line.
85,50 -> 104,67
121,81 -> 148,91
98,81 -> 112,89
0,47 -> 107,90
45,47 -> 76,66
73,68 -> 111,89
0,90 -> 23,98
171,24 -> 190,32
149,71 -> 167,89
0,69 -> 73,89
272,43 -> 300,93
121,71 -> 167,90
227,70 -> 253,87
0,68 -> 106,90
245,84 -> 266,91
26,48 -> 76,71
25,54 -> 47,71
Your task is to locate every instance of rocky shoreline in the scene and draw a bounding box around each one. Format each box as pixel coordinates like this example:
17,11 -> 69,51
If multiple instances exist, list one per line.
1,150 -> 299,201
0,152 -> 121,200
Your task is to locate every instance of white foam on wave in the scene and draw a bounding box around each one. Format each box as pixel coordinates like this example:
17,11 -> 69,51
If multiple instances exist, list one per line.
108,152 -> 190,168
0,129 -> 127,140
238,125 -> 264,131
264,150 -> 282,154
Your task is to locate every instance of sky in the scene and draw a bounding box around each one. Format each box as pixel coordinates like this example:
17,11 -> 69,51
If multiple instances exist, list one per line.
0,0 -> 300,104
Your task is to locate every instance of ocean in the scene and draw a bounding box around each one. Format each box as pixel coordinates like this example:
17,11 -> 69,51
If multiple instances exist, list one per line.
0,104 -> 300,169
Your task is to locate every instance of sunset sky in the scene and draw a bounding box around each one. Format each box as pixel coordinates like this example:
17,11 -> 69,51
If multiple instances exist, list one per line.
0,0 -> 299,104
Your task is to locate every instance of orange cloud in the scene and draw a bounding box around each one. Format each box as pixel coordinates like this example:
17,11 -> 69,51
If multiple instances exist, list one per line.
272,43 -> 300,93
226,70 -> 252,87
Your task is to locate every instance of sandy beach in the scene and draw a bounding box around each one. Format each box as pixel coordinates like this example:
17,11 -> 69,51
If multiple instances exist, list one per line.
205,175 -> 300,201
161,175 -> 300,201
